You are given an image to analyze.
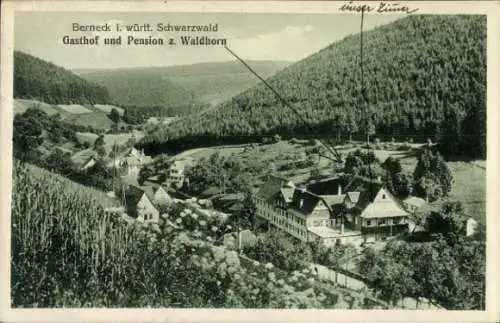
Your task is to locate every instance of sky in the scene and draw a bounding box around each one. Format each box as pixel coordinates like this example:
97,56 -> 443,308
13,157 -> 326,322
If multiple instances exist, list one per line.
14,12 -> 405,70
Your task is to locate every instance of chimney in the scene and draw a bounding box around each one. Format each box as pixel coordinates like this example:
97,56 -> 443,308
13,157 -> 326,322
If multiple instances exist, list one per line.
337,184 -> 342,196
376,176 -> 382,183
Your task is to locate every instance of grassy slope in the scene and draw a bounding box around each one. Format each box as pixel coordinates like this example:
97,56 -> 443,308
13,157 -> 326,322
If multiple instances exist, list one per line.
76,130 -> 144,151
14,99 -> 121,131
62,111 -> 114,130
14,99 -> 61,115
447,162 -> 486,225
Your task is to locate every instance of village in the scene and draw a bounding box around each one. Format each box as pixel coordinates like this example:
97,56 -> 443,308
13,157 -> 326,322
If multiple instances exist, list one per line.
9,10 -> 488,311
93,140 -> 479,248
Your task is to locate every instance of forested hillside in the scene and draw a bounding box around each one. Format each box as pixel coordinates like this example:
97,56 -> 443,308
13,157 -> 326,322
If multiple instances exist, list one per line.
75,60 -> 289,107
75,67 -> 202,116
14,51 -> 110,104
139,15 -> 486,159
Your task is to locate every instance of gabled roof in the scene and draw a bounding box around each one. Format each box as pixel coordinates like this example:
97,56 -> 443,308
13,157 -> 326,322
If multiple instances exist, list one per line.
256,175 -> 294,201
320,194 -> 345,207
361,200 -> 409,219
142,186 -> 156,201
360,188 -> 409,219
346,192 -> 360,204
290,188 -> 331,215
71,149 -> 97,166
343,175 -> 383,210
280,187 -> 295,203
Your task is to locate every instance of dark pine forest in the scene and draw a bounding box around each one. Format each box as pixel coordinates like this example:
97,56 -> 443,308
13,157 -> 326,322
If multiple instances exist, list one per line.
138,15 -> 486,160
14,51 -> 111,105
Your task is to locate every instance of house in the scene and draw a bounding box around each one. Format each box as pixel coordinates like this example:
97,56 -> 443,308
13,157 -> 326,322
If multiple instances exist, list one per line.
253,176 -> 361,247
124,186 -> 160,224
342,176 -> 410,242
117,148 -> 153,177
80,156 -> 97,170
168,158 -> 193,188
71,149 -> 98,170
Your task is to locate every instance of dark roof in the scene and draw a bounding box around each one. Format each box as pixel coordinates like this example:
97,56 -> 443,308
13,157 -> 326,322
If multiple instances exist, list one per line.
306,174 -> 347,195
289,188 -> 330,215
256,175 -> 294,201
143,186 -> 156,201
343,175 -> 383,211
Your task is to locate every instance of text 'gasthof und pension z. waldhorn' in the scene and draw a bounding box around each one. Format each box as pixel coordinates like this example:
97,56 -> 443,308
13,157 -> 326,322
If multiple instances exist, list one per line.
62,22 -> 227,46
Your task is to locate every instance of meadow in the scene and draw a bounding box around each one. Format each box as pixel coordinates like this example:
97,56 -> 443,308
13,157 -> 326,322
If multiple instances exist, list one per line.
76,130 -> 144,150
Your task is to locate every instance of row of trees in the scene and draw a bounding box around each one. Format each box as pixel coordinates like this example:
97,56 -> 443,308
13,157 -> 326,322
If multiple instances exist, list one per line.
139,15 -> 486,160
183,152 -> 257,197
342,148 -> 452,202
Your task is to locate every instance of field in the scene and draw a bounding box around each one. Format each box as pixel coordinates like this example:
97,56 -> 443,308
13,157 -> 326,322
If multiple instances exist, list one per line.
14,99 -> 60,115
76,130 -> 144,150
93,104 -> 124,115
57,104 -> 92,114
63,112 -> 115,130
447,162 -> 486,225
14,99 -> 121,131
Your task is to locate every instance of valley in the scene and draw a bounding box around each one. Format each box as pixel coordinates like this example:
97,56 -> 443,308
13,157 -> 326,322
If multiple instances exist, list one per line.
10,13 -> 488,310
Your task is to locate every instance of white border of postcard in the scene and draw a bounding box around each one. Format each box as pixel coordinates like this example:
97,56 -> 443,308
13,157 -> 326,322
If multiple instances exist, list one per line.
1,1 -> 499,323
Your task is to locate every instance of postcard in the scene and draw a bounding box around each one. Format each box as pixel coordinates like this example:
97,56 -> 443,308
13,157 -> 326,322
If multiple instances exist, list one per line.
0,1 -> 499,322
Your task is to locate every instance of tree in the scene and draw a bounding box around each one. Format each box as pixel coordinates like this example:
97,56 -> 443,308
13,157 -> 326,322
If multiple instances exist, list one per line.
44,149 -> 73,176
346,114 -> 358,142
383,157 -> 410,198
237,191 -> 257,231
243,231 -> 312,272
138,165 -> 154,185
94,134 -> 105,149
109,108 -> 120,124
412,149 -> 453,201
366,119 -> 376,144
13,112 -> 44,162
426,201 -> 468,240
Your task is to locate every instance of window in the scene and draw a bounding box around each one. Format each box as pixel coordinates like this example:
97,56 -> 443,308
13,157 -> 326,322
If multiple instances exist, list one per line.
366,220 -> 372,226
379,219 -> 386,225
382,194 -> 386,199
